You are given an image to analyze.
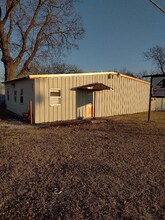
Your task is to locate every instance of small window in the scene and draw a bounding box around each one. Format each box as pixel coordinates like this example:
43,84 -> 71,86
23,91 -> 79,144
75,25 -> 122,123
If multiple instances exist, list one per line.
50,88 -> 61,105
20,89 -> 24,103
14,90 -> 17,102
7,89 -> 9,101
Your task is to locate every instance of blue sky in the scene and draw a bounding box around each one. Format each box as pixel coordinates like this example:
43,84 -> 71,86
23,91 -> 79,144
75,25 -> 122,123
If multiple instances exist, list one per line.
1,0 -> 165,77
64,0 -> 165,74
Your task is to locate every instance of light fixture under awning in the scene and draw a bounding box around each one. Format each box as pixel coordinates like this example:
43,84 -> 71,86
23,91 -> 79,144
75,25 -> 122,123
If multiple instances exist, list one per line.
73,82 -> 112,92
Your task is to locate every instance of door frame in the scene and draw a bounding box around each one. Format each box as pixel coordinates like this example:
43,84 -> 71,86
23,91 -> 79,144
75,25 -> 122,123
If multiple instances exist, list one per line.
86,92 -> 95,118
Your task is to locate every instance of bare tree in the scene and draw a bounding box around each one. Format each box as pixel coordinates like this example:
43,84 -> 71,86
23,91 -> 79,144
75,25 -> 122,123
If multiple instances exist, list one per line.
49,62 -> 83,73
0,0 -> 84,81
144,45 -> 165,75
119,68 -> 136,78
29,61 -> 83,74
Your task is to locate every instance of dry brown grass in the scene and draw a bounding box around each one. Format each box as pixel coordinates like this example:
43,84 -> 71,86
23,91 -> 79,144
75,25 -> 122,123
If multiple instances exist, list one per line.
111,111 -> 165,123
0,110 -> 165,219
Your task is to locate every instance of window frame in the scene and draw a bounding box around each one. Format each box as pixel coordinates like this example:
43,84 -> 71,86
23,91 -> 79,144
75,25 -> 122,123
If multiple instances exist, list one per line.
20,89 -> 24,104
49,88 -> 61,106
14,90 -> 17,102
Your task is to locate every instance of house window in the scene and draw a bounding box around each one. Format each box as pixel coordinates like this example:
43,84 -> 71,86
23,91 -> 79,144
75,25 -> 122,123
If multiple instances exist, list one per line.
7,89 -> 9,101
14,90 -> 17,102
50,88 -> 61,105
20,89 -> 24,103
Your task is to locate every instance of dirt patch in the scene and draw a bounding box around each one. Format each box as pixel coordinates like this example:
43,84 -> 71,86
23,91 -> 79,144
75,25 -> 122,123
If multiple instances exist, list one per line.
0,111 -> 165,219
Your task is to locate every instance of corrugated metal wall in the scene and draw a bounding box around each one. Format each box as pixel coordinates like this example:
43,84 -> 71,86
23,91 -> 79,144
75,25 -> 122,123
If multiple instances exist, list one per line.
5,79 -> 34,116
0,84 -> 5,104
34,73 -> 152,123
156,98 -> 165,111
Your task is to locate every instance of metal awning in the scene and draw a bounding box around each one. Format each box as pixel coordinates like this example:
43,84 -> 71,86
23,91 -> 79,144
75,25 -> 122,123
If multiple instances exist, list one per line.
73,82 -> 112,92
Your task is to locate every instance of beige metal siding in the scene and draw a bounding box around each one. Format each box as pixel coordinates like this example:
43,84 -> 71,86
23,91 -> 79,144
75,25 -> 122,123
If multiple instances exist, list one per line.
34,73 -> 152,123
155,98 -> 165,111
5,79 -> 34,116
94,75 -> 150,117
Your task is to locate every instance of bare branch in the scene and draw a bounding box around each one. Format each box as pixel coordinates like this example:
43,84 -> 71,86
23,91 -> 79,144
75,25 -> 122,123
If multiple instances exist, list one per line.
2,0 -> 20,25
144,45 -> 165,74
7,13 -> 13,43
21,14 -> 50,72
14,0 -> 45,65
0,0 -> 84,80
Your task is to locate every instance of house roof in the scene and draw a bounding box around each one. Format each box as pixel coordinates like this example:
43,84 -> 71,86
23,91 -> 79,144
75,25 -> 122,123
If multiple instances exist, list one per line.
3,72 -> 150,85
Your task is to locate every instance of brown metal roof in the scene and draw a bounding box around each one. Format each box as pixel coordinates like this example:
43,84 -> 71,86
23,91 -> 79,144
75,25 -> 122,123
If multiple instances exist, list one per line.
74,82 -> 112,92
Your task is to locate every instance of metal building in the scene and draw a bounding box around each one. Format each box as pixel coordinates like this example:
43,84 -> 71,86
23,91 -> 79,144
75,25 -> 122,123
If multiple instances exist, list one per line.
156,98 -> 165,111
4,72 -> 154,123
0,83 -> 5,104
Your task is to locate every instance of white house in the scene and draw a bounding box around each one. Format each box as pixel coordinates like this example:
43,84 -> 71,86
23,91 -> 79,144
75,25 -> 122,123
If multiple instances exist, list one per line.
4,72 -> 156,123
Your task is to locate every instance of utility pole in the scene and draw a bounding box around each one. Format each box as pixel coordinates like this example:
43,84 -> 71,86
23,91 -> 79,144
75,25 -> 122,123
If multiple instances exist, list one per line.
148,0 -> 165,14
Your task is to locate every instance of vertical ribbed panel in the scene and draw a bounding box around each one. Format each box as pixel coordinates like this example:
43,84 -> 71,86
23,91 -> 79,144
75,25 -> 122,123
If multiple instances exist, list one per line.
155,98 -> 165,111
34,73 -> 151,123
5,79 -> 34,118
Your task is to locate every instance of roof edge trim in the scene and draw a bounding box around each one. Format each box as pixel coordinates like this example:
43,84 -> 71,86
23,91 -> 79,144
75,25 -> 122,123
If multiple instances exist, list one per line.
2,72 -> 150,85
28,72 -> 117,79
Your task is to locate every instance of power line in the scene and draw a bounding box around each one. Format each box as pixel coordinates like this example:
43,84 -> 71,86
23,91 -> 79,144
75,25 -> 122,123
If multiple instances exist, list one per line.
149,0 -> 165,14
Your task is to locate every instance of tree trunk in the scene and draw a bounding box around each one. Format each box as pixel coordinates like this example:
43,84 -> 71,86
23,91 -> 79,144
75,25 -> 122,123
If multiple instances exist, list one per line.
4,62 -> 17,81
0,20 -> 17,81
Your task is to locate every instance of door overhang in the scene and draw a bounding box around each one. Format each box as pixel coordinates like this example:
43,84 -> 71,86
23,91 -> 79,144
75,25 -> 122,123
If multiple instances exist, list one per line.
73,82 -> 112,92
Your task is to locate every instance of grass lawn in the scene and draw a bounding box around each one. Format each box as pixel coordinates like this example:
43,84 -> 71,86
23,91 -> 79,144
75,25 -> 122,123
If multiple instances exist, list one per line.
111,111 -> 165,123
0,111 -> 165,219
